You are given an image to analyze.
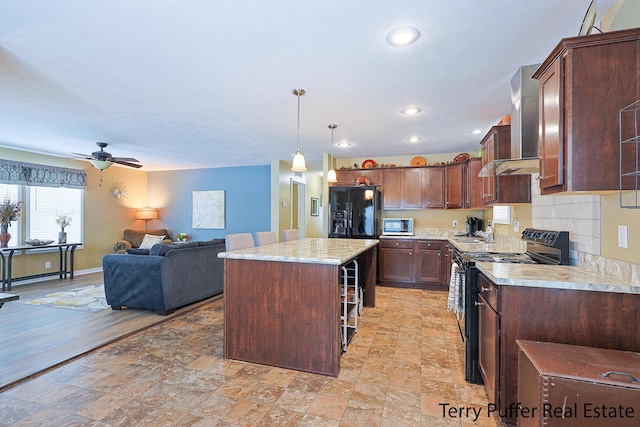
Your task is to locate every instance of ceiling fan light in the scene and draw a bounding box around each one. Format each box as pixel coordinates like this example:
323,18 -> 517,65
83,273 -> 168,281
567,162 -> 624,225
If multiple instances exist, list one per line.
90,159 -> 112,170
327,168 -> 337,183
291,151 -> 307,172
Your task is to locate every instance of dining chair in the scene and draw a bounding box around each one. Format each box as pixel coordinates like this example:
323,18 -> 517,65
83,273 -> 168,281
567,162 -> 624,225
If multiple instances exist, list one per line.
255,231 -> 278,246
225,233 -> 255,251
282,228 -> 299,242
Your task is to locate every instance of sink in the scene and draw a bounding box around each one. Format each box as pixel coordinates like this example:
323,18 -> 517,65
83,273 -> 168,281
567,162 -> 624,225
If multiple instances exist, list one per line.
453,236 -> 485,243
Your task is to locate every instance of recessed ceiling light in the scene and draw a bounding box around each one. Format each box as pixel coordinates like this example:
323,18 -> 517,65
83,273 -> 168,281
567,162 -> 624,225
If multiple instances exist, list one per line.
336,141 -> 351,148
472,129 -> 482,135
401,107 -> 422,115
408,136 -> 422,143
386,26 -> 420,46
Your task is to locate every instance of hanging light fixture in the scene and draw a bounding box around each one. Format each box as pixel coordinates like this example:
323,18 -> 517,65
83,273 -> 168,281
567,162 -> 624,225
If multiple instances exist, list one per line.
291,88 -> 307,172
327,124 -> 337,183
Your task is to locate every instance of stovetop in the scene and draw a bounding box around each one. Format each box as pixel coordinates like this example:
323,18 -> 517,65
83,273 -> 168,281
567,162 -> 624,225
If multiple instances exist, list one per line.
461,252 -> 536,264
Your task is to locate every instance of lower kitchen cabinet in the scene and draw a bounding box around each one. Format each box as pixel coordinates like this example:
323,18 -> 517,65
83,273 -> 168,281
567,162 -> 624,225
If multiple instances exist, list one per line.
379,239 -> 447,289
477,272 -> 640,427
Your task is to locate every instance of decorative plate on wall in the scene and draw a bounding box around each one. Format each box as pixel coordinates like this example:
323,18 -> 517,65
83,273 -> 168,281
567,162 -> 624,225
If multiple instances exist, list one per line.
410,156 -> 426,167
361,159 -> 376,169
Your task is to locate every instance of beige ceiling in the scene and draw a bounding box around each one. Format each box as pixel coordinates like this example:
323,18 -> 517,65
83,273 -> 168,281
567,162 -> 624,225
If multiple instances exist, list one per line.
0,1 -> 597,172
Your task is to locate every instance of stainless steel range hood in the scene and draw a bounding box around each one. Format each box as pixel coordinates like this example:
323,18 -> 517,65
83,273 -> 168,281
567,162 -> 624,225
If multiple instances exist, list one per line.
479,64 -> 541,177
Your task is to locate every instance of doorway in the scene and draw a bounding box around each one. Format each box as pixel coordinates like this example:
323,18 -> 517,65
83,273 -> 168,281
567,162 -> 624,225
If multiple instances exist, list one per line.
290,178 -> 306,238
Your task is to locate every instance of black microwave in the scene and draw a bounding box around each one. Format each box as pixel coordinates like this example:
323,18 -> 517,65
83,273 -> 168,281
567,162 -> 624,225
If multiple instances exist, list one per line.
382,218 -> 414,236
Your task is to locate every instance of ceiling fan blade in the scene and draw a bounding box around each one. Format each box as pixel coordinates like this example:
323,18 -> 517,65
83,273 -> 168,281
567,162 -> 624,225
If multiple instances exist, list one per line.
112,160 -> 143,169
71,152 -> 94,159
110,157 -> 139,163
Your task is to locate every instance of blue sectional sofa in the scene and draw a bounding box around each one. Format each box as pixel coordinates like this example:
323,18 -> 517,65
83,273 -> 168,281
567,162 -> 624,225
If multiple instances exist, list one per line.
102,239 -> 225,315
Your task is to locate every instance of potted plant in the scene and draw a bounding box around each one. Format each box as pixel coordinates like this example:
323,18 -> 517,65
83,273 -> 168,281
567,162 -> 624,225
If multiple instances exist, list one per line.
0,198 -> 22,247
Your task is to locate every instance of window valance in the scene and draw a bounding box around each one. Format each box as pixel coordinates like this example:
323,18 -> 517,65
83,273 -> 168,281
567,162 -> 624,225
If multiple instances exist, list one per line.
0,159 -> 86,189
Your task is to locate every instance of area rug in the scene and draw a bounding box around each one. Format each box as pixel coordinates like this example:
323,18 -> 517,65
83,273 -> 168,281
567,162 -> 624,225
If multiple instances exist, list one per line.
24,284 -> 109,313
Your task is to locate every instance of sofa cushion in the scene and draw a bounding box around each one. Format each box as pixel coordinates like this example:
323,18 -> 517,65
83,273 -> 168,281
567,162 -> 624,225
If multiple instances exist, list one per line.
197,238 -> 226,247
126,248 -> 150,255
139,234 -> 166,249
150,242 -> 199,256
123,229 -> 171,248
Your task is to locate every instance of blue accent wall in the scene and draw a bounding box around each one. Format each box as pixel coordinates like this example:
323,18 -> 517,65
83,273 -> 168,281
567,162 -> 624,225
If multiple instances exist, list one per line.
147,165 -> 271,241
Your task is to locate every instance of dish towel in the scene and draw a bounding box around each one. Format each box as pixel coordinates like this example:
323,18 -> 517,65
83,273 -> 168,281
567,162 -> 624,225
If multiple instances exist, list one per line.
447,262 -> 465,320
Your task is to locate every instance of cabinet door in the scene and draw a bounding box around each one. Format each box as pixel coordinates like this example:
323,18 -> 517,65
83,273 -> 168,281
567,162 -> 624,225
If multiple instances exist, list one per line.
379,247 -> 414,282
403,168 -> 423,209
467,158 -> 484,208
423,166 -> 445,208
442,243 -> 453,285
482,134 -> 496,203
381,169 -> 403,210
445,163 -> 465,209
478,293 -> 499,406
334,169 -> 357,186
538,58 -> 563,191
415,241 -> 442,284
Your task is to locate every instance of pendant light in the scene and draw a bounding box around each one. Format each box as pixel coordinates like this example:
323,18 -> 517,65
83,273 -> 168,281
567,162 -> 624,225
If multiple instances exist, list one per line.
327,124 -> 337,183
291,88 -> 307,172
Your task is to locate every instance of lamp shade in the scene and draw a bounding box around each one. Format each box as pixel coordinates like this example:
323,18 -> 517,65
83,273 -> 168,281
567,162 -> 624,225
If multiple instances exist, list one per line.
327,168 -> 337,183
291,151 -> 307,172
136,208 -> 158,220
90,159 -> 112,170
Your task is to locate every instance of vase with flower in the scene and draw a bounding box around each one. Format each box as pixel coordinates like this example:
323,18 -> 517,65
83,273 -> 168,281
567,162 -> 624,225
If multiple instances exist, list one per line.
0,198 -> 22,248
55,213 -> 72,244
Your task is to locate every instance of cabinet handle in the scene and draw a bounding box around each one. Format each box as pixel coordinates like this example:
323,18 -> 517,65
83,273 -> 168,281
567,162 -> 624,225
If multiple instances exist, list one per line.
481,287 -> 491,292
475,301 -> 484,306
600,371 -> 640,383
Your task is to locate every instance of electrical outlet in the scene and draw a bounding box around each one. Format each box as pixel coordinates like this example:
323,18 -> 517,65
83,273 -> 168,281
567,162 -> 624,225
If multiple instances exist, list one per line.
45,261 -> 51,269
453,219 -> 458,227
618,225 -> 628,248
513,221 -> 520,232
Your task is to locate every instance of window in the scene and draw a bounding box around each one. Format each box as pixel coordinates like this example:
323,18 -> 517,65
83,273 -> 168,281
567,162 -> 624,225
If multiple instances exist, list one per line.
0,184 -> 22,247
28,187 -> 83,244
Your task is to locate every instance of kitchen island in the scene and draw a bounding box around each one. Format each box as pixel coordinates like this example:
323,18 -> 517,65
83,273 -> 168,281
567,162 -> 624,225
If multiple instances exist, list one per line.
218,238 -> 378,377
475,262 -> 640,426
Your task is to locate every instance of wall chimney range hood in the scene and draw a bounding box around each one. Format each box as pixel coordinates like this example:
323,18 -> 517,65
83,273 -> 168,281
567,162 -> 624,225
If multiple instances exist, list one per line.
479,64 -> 541,177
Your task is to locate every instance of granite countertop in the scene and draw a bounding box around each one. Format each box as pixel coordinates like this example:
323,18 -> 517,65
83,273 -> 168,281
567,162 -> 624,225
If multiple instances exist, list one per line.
379,228 -> 526,254
218,238 -> 379,265
476,262 -> 639,294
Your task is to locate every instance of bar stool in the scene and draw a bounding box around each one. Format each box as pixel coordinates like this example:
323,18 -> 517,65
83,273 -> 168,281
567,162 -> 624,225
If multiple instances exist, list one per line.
255,231 -> 278,246
282,229 -> 299,242
225,233 -> 255,251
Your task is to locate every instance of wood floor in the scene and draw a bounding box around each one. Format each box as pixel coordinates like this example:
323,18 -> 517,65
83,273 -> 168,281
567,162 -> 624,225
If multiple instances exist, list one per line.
0,272 -> 221,391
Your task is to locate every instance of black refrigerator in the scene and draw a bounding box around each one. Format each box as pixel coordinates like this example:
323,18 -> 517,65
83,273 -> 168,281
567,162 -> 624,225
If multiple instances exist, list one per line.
328,186 -> 381,239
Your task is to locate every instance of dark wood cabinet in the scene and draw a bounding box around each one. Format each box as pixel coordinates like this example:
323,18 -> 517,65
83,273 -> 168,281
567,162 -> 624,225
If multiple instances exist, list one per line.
334,169 -> 380,186
415,240 -> 442,284
445,162 -> 465,209
378,239 -> 414,283
466,158 -> 484,209
422,166 -> 445,208
381,169 -> 404,209
379,239 -> 447,289
403,168 -> 424,209
532,28 -> 640,194
480,125 -> 531,205
478,272 -> 640,426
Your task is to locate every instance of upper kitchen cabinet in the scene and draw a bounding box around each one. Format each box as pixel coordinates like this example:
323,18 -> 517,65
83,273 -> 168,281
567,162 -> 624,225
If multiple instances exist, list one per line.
445,162 -> 465,209
480,125 -> 531,204
466,158 -> 484,209
532,27 -> 640,194
333,169 -> 380,186
381,167 -> 445,210
423,166 -> 445,209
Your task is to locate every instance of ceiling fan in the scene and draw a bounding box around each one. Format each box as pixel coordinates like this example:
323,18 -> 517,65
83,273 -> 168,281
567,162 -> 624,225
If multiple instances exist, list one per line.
73,142 -> 143,170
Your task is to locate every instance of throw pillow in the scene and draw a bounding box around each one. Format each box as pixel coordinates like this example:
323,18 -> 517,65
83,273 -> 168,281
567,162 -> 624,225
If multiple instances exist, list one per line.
139,234 -> 166,249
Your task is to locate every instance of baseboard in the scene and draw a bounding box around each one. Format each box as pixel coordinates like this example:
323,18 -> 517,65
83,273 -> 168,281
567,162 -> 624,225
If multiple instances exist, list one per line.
9,267 -> 103,287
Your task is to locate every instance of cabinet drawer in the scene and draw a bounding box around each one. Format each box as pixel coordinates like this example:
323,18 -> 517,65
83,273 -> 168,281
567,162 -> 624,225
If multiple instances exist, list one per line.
478,275 -> 499,311
416,240 -> 442,250
380,239 -> 414,249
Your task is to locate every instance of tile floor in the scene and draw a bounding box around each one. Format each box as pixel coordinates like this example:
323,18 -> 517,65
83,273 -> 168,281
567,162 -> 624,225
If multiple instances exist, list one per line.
0,287 -> 498,426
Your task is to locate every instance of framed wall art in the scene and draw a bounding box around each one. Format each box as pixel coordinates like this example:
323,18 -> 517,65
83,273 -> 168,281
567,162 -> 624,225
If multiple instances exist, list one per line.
192,190 -> 225,229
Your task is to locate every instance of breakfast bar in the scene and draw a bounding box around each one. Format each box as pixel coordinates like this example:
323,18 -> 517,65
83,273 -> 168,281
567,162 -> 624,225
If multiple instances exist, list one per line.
218,238 -> 378,377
